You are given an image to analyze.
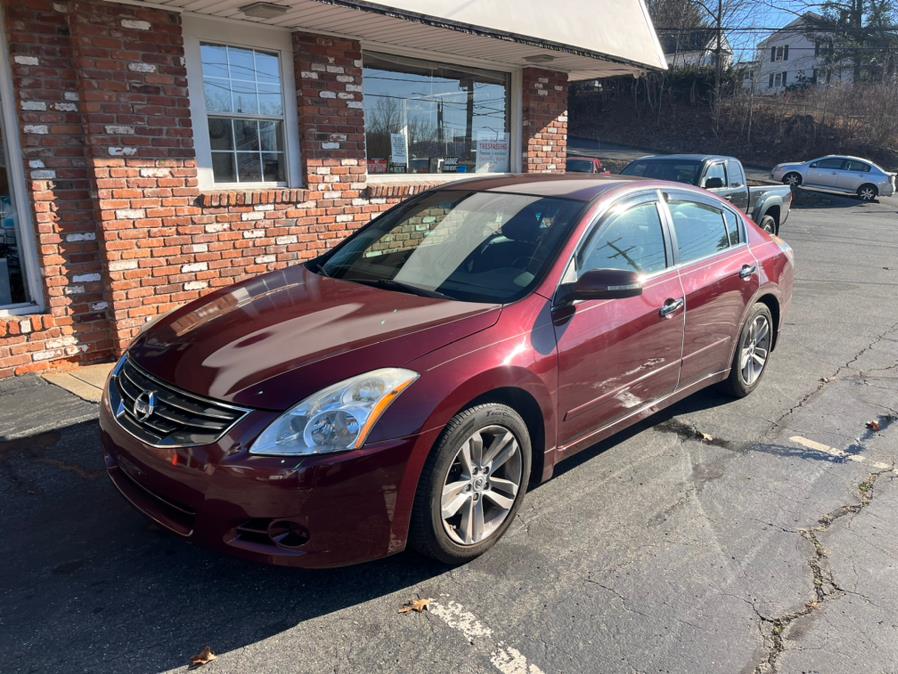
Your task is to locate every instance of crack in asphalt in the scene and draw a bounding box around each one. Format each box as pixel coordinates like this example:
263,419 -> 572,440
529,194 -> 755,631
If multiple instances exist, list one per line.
765,318 -> 898,437
752,466 -> 897,674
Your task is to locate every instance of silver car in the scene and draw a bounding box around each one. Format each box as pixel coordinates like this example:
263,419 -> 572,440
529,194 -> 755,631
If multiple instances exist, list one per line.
771,155 -> 896,201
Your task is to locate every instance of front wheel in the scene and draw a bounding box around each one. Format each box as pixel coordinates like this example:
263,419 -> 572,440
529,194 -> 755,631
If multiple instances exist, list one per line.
759,215 -> 777,234
783,172 -> 802,188
722,303 -> 774,398
410,404 -> 531,564
857,184 -> 878,201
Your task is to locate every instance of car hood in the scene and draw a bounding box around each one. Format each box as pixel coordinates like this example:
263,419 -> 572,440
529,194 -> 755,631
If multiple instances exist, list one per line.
128,265 -> 501,409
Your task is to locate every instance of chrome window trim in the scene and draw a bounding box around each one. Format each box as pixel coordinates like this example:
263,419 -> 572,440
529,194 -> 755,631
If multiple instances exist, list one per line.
108,356 -> 252,449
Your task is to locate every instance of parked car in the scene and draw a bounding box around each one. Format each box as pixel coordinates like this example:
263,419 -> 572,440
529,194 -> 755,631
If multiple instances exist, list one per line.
100,175 -> 794,568
620,154 -> 792,234
566,156 -> 607,174
771,155 -> 896,201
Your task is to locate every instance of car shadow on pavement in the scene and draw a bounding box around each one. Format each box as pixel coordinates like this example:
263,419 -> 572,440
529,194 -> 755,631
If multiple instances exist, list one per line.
0,419 -> 450,673
790,189 -> 870,209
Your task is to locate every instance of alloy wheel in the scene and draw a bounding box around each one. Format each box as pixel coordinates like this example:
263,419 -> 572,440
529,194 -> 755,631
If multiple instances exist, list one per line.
784,173 -> 801,187
859,186 -> 876,201
739,314 -> 771,386
440,425 -> 523,546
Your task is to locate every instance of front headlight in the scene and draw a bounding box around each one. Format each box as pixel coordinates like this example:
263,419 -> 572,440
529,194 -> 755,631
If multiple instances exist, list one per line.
249,368 -> 419,456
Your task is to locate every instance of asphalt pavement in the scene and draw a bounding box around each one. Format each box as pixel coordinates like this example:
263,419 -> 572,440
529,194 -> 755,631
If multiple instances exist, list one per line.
2,188 -> 898,674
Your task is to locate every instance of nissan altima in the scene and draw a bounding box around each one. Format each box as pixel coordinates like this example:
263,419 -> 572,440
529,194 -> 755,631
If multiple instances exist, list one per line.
100,175 -> 794,567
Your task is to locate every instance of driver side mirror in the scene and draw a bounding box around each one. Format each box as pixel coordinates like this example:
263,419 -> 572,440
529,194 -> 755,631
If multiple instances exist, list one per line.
703,176 -> 725,189
558,269 -> 643,304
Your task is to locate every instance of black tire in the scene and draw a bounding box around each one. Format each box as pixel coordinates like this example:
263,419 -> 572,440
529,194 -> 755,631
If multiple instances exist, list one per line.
783,172 -> 802,188
857,184 -> 878,202
409,403 -> 531,564
722,303 -> 774,398
759,215 -> 777,234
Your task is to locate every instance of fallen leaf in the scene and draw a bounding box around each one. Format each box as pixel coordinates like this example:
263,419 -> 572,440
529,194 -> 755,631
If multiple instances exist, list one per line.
189,646 -> 217,669
399,598 -> 432,614
700,432 -> 713,442
819,377 -> 830,383
866,420 -> 882,432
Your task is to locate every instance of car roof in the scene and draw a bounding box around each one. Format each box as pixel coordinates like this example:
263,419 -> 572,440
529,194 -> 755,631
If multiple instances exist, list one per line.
633,154 -> 736,163
435,174 -> 658,202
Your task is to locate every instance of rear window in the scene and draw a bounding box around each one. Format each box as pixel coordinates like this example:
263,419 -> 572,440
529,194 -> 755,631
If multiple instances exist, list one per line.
621,159 -> 702,185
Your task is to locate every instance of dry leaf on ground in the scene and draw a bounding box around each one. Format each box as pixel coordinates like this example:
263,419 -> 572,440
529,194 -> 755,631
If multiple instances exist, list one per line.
399,598 -> 432,614
189,646 -> 217,669
867,420 -> 882,432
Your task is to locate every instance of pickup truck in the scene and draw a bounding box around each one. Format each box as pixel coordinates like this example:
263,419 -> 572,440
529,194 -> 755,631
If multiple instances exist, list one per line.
620,154 -> 792,233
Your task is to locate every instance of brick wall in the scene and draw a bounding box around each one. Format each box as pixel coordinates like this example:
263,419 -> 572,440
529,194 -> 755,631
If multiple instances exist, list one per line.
0,0 -> 574,379
1,0 -> 112,376
522,68 -> 569,173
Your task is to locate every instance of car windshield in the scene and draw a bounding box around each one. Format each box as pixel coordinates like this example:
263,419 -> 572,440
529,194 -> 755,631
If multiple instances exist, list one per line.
311,190 -> 585,303
566,159 -> 594,172
621,159 -> 703,185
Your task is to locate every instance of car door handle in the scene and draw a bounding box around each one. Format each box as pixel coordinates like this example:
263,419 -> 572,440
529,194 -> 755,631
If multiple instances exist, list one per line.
659,298 -> 684,318
740,264 -> 757,279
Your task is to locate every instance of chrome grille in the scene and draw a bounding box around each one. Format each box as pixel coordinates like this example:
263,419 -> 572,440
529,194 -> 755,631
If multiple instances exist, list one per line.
109,357 -> 250,447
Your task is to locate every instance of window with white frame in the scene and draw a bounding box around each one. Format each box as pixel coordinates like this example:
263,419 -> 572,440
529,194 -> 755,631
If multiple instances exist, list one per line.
201,44 -> 286,183
0,11 -> 41,312
183,17 -> 301,190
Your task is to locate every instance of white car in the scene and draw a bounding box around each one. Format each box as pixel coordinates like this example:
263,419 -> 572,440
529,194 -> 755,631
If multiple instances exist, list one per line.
771,155 -> 896,201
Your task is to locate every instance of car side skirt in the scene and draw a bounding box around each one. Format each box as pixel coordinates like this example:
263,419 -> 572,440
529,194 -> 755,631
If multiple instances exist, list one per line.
553,369 -> 730,463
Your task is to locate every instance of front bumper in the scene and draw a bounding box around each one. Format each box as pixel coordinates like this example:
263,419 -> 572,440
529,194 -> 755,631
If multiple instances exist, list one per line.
99,398 -> 440,568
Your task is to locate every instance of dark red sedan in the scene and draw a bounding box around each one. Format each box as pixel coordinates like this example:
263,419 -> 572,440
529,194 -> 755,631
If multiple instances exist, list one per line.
100,175 -> 794,568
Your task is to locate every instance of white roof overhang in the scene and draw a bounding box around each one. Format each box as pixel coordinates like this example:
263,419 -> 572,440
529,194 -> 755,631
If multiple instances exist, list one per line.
122,0 -> 667,80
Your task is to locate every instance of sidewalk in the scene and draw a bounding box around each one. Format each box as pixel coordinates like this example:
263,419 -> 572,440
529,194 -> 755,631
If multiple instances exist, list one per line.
0,375 -> 98,441
41,363 -> 115,403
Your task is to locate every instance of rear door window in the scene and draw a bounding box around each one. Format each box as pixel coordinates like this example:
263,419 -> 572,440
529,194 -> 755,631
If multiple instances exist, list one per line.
668,199 -> 731,263
726,160 -> 745,187
846,159 -> 871,172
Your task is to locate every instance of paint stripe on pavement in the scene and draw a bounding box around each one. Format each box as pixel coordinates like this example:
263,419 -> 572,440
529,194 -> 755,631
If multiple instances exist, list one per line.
429,599 -> 545,674
789,435 -> 897,473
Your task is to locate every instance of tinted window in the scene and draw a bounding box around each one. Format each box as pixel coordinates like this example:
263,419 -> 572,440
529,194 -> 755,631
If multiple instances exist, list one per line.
566,158 -> 595,173
813,157 -> 846,170
726,160 -> 745,186
669,200 -> 730,263
578,202 -> 667,276
846,160 -> 871,172
722,209 -> 743,245
316,190 -> 584,303
621,159 -> 702,185
705,162 -> 726,186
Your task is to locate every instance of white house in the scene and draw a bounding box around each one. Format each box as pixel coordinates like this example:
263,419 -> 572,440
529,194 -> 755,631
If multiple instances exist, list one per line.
748,13 -> 853,94
659,29 -> 733,69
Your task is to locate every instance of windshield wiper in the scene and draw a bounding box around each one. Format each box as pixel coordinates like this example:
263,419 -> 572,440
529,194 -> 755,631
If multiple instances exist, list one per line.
344,277 -> 450,300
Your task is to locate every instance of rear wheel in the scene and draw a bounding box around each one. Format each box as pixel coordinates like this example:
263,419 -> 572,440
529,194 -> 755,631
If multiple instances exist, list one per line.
783,172 -> 802,188
759,215 -> 777,234
857,184 -> 878,201
722,303 -> 774,398
410,404 -> 531,564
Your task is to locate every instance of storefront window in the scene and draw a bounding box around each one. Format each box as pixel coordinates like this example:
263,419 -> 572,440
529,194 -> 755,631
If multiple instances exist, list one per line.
0,97 -> 29,307
363,53 -> 510,175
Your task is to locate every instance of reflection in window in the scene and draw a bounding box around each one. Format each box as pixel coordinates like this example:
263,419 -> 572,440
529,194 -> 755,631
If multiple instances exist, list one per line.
201,43 -> 285,183
669,201 -> 731,263
0,112 -> 29,307
579,203 -> 667,276
363,52 -> 510,175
